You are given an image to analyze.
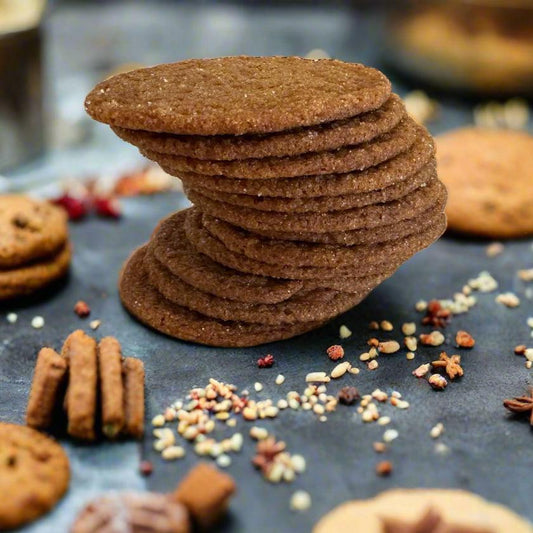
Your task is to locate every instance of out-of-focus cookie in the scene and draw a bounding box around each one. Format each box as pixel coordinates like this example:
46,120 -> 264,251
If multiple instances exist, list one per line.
85,56 -> 391,135
111,94 -> 405,160
313,488 -> 532,533
119,246 -> 327,347
71,492 -> 190,533
0,423 -> 70,530
436,127 -> 533,238
0,244 -> 71,300
141,118 -> 418,179
121,357 -> 145,439
0,195 -> 68,269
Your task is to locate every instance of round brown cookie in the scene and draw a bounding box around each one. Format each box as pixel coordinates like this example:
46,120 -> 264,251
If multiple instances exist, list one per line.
111,94 -> 405,160
314,488 -> 532,533
436,127 -> 533,238
148,210 -> 303,304
186,178 -> 446,233
141,117 -> 418,179
71,492 -> 190,533
0,195 -> 68,269
0,243 -> 71,300
203,211 -> 447,268
184,208 -> 445,280
185,161 -> 436,213
0,423 -> 70,529
173,125 -> 434,197
119,246 -> 327,347
85,56 -> 391,136
145,249 -> 365,325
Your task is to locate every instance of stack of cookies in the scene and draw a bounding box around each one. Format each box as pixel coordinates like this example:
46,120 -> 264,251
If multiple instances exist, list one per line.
0,195 -> 71,300
85,56 -> 447,347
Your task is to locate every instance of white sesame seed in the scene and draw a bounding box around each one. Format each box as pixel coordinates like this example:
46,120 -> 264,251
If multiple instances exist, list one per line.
31,316 -> 44,329
254,382 -> 263,392
383,429 -> 399,443
290,490 -> 311,512
377,416 -> 391,426
89,319 -> 101,330
430,422 -> 444,439
275,374 -> 285,385
6,313 -> 17,324
331,361 -> 351,379
151,414 -> 165,427
349,367 -> 360,374
339,325 -> 352,339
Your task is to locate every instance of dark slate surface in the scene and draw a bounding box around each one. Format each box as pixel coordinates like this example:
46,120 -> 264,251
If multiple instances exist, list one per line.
1,192 -> 532,533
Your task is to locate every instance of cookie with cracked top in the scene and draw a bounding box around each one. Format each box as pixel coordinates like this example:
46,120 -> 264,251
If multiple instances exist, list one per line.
0,423 -> 70,530
119,246 -> 327,347
111,94 -> 405,160
141,117 -> 418,179
85,56 -> 391,135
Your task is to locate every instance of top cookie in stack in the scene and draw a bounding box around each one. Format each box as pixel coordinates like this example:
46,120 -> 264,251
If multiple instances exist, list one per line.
85,56 -> 446,347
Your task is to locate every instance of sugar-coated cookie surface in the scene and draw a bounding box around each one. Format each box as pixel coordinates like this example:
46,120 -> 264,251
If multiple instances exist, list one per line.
437,127 -> 533,238
85,56 -> 391,135
0,423 -> 70,530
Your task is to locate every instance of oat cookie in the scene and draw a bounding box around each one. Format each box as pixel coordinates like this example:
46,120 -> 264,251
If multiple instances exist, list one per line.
26,347 -> 68,430
85,56 -> 391,135
314,488 -> 532,533
98,337 -> 125,439
71,492 -> 190,533
186,178 -> 446,233
0,423 -> 70,529
119,247 -> 327,347
174,126 -> 434,198
141,117 -> 418,179
0,195 -> 68,269
147,210 -> 303,304
63,330 -> 98,441
185,161 -> 435,213
436,127 -> 533,238
111,94 -> 405,160
0,243 -> 71,300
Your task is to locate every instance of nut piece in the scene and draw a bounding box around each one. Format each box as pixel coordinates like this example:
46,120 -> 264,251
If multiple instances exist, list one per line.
455,330 -> 475,348
412,363 -> 430,378
401,322 -> 416,336
428,374 -> 448,390
172,463 -> 236,530
378,341 -> 400,354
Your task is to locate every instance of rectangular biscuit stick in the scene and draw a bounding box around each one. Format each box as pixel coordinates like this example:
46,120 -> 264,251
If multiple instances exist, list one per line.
98,336 -> 125,438
63,330 -> 98,441
122,357 -> 145,438
26,347 -> 68,429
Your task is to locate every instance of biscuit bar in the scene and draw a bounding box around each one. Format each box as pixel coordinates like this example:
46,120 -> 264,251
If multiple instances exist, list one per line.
172,463 -> 236,530
63,330 -> 98,440
122,357 -> 145,438
26,347 -> 68,429
98,336 -> 125,439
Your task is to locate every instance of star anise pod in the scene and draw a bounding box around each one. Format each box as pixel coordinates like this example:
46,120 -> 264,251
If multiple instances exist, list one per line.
503,388 -> 533,426
432,352 -> 463,380
251,437 -> 285,474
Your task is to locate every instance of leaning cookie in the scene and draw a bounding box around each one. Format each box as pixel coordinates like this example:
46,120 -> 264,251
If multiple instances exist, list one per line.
313,488 -> 532,533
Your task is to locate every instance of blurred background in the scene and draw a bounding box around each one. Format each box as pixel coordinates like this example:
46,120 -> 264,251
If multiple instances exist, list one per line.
1,0 -> 532,191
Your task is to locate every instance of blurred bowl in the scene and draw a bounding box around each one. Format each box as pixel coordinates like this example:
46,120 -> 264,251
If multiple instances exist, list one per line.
384,0 -> 533,95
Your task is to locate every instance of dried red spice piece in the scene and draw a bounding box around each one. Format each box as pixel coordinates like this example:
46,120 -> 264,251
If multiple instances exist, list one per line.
503,388 -> 533,426
51,193 -> 89,221
257,354 -> 275,368
456,330 -> 475,348
93,196 -> 122,219
252,436 -> 286,474
338,386 -> 360,405
73,300 -> 91,318
422,300 -> 451,328
139,460 -> 153,476
327,345 -> 344,361
376,460 -> 393,476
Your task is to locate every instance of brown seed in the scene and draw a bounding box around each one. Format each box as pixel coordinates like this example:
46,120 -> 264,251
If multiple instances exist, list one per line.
74,300 -> 91,318
139,460 -> 153,476
338,386 -> 360,405
514,345 -> 527,355
376,460 -> 393,476
369,321 -> 380,330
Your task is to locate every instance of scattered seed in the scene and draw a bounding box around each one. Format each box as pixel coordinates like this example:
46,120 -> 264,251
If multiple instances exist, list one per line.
518,269 -> 533,282
290,490 -> 311,512
31,316 -> 44,329
367,360 -> 379,370
486,242 -> 504,257
380,320 -> 393,331
349,367 -> 360,375
412,363 -> 430,378
151,414 -> 165,427
331,361 -> 351,379
376,460 -> 393,476
415,300 -> 428,312
404,336 -> 417,352
456,330 -> 475,348
378,340 -> 400,354
369,320 -> 380,330
89,319 -> 101,330
339,325 -> 352,339
161,446 -> 185,460
327,345 -> 344,361
73,300 -> 90,318
216,454 -> 231,468
275,374 -> 285,385
377,416 -> 391,426
495,292 -> 520,308
514,345 -> 526,355
406,352 -> 415,360
430,422 -> 444,439
402,322 -> 416,336
373,442 -> 386,453
6,313 -> 17,324
306,372 -> 330,383
420,331 -> 445,346
383,429 -> 398,443
428,374 -> 448,390
139,460 -> 153,476
254,382 -> 263,392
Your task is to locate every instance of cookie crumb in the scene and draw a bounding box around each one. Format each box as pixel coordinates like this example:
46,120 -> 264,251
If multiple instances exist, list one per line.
31,316 -> 44,329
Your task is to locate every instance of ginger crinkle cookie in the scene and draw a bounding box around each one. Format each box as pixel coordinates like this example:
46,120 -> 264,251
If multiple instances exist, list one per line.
0,423 -> 70,529
86,55 -> 447,347
437,127 -> 533,239
0,195 -> 71,300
